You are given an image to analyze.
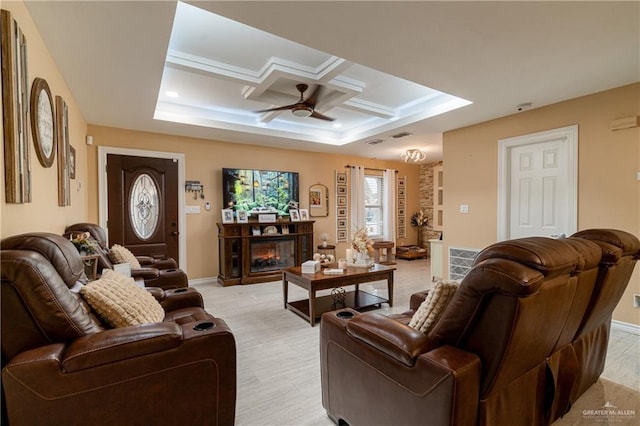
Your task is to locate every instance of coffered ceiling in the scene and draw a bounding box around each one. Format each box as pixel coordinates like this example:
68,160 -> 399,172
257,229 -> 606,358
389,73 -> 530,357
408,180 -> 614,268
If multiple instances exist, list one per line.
24,1 -> 639,163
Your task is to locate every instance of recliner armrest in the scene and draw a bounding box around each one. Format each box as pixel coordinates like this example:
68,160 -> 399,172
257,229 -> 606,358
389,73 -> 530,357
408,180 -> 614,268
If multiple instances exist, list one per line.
346,312 -> 438,366
136,255 -> 156,266
61,322 -> 182,372
131,267 -> 160,279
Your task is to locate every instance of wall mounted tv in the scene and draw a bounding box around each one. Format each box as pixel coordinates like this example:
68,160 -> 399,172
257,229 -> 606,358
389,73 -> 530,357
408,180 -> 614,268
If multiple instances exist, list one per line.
222,168 -> 299,217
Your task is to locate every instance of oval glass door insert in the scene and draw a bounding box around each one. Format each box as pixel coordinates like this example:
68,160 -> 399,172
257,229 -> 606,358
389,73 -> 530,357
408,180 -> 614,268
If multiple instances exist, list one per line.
130,173 -> 159,239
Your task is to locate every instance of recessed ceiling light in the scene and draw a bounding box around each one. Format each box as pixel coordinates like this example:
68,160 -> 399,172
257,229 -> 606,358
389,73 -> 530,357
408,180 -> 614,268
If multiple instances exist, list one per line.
165,91 -> 180,98
332,123 -> 342,128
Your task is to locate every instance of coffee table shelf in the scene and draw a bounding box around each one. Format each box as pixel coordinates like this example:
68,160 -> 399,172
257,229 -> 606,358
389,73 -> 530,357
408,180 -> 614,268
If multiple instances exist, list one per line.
286,290 -> 387,323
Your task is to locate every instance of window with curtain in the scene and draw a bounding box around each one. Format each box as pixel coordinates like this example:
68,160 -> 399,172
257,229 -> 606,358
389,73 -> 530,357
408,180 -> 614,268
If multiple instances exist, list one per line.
364,174 -> 384,238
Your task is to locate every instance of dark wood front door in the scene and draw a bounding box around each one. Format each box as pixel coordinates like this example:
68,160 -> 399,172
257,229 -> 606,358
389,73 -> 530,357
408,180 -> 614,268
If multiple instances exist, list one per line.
106,154 -> 179,263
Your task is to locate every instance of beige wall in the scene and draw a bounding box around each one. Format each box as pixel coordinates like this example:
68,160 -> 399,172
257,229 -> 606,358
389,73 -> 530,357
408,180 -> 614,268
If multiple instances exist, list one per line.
85,125 -> 422,280
443,83 -> 640,325
1,1 -> 88,237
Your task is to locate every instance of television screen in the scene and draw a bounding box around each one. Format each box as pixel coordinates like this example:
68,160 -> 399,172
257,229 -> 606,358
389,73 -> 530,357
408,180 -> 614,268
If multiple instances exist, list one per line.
222,168 -> 299,216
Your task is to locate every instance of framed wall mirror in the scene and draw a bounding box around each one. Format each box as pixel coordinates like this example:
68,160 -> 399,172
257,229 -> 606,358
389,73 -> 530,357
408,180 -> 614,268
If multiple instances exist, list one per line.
309,183 -> 328,217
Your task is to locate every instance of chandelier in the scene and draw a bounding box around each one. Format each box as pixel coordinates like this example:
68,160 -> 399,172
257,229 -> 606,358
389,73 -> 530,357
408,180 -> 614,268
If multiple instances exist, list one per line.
401,149 -> 426,162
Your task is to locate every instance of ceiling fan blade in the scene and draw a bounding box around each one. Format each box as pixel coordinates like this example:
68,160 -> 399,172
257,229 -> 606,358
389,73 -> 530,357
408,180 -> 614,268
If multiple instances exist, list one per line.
310,110 -> 334,121
254,104 -> 297,113
304,85 -> 323,107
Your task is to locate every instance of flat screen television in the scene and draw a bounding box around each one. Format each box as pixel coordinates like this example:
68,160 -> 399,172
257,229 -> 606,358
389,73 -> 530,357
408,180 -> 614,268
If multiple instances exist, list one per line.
222,168 -> 299,216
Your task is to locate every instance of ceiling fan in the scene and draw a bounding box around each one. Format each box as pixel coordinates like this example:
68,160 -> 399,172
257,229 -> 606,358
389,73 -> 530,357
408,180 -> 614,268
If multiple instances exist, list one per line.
255,84 -> 334,121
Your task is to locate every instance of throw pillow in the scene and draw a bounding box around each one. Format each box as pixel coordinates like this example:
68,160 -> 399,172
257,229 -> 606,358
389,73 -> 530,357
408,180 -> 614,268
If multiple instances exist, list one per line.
409,280 -> 459,334
80,269 -> 164,327
109,244 -> 142,269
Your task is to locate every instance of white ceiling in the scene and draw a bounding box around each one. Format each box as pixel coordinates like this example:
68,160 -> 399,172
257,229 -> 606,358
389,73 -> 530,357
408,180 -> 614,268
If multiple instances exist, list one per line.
25,1 -> 639,163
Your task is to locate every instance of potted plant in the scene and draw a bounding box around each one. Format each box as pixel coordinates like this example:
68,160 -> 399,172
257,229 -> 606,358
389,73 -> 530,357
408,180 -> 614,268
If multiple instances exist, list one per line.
411,210 -> 428,248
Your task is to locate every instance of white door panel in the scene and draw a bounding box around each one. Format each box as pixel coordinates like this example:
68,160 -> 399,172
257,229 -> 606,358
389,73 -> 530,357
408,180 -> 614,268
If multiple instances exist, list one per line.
498,126 -> 578,241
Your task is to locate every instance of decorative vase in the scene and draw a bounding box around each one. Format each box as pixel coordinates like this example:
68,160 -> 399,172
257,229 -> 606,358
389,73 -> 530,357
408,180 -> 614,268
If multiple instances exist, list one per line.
322,241 -> 328,247
354,251 -> 369,265
417,226 -> 425,248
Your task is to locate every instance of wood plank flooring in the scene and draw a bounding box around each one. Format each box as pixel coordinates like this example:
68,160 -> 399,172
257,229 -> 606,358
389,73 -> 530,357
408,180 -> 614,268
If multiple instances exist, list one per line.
193,259 -> 640,425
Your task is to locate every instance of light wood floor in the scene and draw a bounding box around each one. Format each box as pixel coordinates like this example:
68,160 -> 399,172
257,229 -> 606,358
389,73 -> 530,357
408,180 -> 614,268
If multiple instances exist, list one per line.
193,259 -> 640,426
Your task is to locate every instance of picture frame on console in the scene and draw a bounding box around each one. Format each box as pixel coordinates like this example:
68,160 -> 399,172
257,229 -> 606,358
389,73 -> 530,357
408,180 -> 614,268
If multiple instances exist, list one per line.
222,209 -> 234,224
299,209 -> 309,221
236,210 -> 248,223
290,210 -> 300,221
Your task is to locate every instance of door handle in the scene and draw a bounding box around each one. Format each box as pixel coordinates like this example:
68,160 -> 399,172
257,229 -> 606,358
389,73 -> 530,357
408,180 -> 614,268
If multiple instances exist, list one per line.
171,231 -> 179,236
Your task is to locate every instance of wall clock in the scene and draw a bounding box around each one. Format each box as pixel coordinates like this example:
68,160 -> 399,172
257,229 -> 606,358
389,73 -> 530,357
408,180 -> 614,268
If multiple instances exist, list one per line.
30,77 -> 55,167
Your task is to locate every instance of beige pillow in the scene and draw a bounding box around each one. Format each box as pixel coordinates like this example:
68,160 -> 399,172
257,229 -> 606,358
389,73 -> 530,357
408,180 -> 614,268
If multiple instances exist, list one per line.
109,244 -> 141,269
409,280 -> 459,334
80,269 -> 164,327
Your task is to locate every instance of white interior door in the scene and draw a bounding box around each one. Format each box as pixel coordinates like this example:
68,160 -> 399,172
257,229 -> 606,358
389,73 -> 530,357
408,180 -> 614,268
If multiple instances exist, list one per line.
498,126 -> 578,240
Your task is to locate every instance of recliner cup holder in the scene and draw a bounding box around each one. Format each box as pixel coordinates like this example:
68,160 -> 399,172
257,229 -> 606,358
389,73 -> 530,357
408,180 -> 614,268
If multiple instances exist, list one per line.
193,322 -> 215,331
337,311 -> 355,319
174,289 -> 187,293
165,269 -> 176,273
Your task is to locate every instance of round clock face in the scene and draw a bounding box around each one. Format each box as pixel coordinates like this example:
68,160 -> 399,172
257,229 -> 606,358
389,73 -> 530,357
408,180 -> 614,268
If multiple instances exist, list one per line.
37,90 -> 54,157
30,78 -> 56,167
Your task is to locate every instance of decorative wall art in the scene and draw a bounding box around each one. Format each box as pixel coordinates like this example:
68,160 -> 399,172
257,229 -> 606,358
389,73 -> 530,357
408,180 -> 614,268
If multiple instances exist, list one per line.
68,145 -> 76,179
335,171 -> 348,242
309,183 -> 328,217
397,175 -> 406,238
1,10 -> 31,203
31,77 -> 55,168
55,96 -> 70,206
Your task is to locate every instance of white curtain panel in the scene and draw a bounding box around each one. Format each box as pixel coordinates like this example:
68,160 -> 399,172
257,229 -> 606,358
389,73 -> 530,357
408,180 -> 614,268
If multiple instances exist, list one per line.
349,166 -> 366,233
383,169 -> 397,246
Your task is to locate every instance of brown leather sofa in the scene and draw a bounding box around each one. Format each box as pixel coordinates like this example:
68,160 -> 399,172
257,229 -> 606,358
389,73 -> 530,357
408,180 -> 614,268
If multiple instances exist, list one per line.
320,229 -> 639,426
1,233 -> 236,425
64,222 -> 188,289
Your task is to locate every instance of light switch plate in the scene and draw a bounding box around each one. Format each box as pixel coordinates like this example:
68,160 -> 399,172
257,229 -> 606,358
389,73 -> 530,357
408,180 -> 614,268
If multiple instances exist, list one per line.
185,205 -> 200,214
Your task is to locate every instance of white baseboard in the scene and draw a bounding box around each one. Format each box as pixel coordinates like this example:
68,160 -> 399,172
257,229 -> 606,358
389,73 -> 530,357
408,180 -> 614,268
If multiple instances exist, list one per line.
188,277 -> 218,287
611,320 -> 640,335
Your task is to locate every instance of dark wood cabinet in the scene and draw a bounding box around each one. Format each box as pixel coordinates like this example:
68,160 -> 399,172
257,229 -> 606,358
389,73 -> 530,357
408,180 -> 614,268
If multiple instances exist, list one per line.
217,221 -> 314,286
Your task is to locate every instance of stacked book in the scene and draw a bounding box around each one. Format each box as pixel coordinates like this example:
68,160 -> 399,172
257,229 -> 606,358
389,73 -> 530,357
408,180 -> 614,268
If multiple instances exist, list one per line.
301,260 -> 321,274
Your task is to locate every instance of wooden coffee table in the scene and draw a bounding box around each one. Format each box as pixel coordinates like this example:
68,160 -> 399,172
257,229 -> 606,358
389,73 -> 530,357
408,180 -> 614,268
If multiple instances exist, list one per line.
282,264 -> 395,326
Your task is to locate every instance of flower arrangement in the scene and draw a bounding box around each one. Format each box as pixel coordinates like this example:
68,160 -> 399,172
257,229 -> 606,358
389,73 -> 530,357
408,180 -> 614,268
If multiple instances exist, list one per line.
320,232 -> 330,247
411,210 -> 428,227
69,232 -> 98,255
351,226 -> 374,255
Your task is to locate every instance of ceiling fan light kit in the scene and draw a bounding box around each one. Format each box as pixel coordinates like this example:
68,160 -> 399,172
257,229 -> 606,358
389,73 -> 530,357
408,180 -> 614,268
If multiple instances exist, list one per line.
401,149 -> 427,162
256,83 -> 334,121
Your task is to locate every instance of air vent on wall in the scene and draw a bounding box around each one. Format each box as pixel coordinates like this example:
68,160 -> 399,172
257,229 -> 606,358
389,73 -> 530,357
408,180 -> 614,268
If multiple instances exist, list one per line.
390,132 -> 412,139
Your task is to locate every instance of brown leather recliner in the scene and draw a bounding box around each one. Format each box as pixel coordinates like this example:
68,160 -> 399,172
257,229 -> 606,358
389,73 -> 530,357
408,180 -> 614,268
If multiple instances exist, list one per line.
1,233 -> 236,425
320,231 -> 639,426
64,222 -> 188,289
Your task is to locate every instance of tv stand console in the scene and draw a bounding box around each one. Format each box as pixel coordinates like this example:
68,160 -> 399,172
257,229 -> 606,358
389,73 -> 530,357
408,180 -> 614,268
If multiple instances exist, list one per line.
217,221 -> 314,286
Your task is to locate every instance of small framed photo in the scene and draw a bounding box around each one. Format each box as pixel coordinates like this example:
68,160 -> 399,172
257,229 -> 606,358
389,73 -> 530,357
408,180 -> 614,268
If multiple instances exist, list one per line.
337,229 -> 347,241
336,172 -> 347,184
222,209 -> 234,224
398,188 -> 405,197
290,210 -> 300,221
69,145 -> 76,179
337,196 -> 346,206
398,208 -> 405,216
398,176 -> 406,187
337,185 -> 347,195
258,213 -> 277,223
252,226 -> 261,236
398,198 -> 405,207
337,218 -> 347,229
281,225 -> 289,235
236,210 -> 248,223
299,209 -> 309,221
337,207 -> 347,217
398,217 -> 405,227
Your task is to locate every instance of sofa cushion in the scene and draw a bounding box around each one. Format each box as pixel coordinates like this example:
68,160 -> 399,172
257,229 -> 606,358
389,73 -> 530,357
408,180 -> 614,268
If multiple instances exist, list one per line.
80,269 -> 164,327
409,280 -> 459,334
108,244 -> 141,269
